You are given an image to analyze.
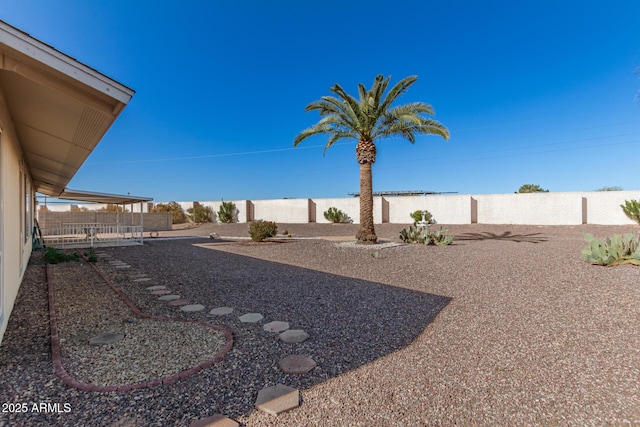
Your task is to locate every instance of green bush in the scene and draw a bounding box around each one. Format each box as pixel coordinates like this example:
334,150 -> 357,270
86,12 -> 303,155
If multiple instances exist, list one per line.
324,207 -> 350,223
410,209 -> 435,224
187,202 -> 213,223
151,201 -> 187,224
83,249 -> 98,263
249,220 -> 278,242
621,199 -> 640,225
45,247 -> 79,264
218,201 -> 237,223
516,184 -> 548,193
581,232 -> 640,266
399,224 -> 453,246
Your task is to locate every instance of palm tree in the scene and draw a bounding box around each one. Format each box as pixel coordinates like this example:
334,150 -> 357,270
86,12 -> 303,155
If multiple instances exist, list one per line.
294,74 -> 449,244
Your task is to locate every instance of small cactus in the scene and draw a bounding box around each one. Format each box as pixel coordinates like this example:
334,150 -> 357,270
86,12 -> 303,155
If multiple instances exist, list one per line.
581,232 -> 640,266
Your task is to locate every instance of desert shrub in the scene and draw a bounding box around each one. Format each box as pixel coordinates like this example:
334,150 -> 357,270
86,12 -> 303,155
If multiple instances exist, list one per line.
45,247 -> 79,264
516,184 -> 548,193
83,249 -> 98,263
399,224 -> 453,246
96,204 -> 127,213
410,209 -> 435,224
596,186 -> 623,191
324,207 -> 350,223
218,201 -> 237,223
581,232 -> 640,266
151,202 -> 187,224
621,199 -> 640,225
187,202 -> 213,223
249,220 -> 278,242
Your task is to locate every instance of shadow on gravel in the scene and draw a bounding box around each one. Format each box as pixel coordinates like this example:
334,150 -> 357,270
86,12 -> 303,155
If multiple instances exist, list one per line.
455,231 -> 548,243
122,239 -> 450,421
0,240 -> 450,426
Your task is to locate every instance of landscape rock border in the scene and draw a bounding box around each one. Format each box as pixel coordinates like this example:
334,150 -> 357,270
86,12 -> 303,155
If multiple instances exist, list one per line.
47,259 -> 234,393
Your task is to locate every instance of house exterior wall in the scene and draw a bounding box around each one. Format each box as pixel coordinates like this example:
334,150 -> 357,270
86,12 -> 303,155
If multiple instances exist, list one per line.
0,87 -> 33,344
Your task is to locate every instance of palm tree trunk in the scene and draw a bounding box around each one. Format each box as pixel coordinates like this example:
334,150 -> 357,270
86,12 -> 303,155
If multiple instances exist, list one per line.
356,162 -> 377,244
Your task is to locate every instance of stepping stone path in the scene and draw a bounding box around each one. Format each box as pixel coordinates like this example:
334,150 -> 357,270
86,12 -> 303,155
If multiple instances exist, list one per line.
115,265 -> 131,269
279,329 -> 310,343
255,384 -> 300,415
89,332 -> 125,346
209,307 -> 233,316
158,295 -> 181,301
129,274 -> 148,279
189,414 -> 239,427
180,304 -> 205,312
167,299 -> 190,307
133,277 -> 152,282
146,285 -> 167,291
239,313 -> 264,323
150,290 -> 171,296
278,355 -> 316,374
263,321 -> 290,333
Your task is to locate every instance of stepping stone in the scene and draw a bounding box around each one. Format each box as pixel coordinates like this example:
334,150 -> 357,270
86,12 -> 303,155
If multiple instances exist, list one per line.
278,355 -> 316,374
189,414 -> 239,427
167,299 -> 190,307
109,260 -> 126,265
150,290 -> 171,296
263,321 -> 290,333
129,274 -> 147,279
146,285 -> 167,291
209,307 -> 234,316
279,329 -> 310,343
115,265 -> 131,269
180,304 -> 205,312
89,332 -> 125,346
239,313 -> 264,323
133,277 -> 152,282
158,295 -> 181,301
255,384 -> 300,415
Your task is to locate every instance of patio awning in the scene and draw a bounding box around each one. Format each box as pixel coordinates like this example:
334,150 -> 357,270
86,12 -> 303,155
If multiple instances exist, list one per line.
0,20 -> 135,196
57,188 -> 153,205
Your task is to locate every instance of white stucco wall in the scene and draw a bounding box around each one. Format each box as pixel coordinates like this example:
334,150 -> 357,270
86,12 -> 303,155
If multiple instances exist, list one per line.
581,190 -> 640,225
251,199 -> 310,223
386,195 -> 473,224
473,192 -> 585,225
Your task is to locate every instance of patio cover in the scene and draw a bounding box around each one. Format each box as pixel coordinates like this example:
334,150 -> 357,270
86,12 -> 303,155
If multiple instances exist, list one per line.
57,188 -> 153,205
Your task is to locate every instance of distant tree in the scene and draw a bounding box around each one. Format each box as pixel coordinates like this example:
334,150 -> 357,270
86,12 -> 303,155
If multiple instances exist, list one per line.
517,184 -> 549,193
595,186 -> 623,191
151,201 -> 187,224
70,205 -> 90,212
96,204 -> 127,213
294,74 -> 449,243
187,202 -> 213,223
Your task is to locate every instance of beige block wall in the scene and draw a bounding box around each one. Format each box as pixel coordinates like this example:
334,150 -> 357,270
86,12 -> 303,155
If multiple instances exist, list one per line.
38,212 -> 172,232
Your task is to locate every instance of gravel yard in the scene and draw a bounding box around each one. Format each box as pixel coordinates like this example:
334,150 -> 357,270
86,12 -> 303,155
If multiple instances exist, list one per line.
0,223 -> 639,426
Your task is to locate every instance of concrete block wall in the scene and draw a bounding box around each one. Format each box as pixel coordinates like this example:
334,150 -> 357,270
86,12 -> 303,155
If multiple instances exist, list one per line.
157,190 -> 640,226
472,193 -> 585,225
386,195 -> 473,224
580,190 -> 640,225
251,199 -> 311,223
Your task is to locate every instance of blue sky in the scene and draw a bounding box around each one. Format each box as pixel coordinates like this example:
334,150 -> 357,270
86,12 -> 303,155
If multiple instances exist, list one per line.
3,1 -> 640,202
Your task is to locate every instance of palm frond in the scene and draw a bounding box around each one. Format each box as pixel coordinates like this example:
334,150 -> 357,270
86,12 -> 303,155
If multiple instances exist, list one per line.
378,75 -> 418,116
